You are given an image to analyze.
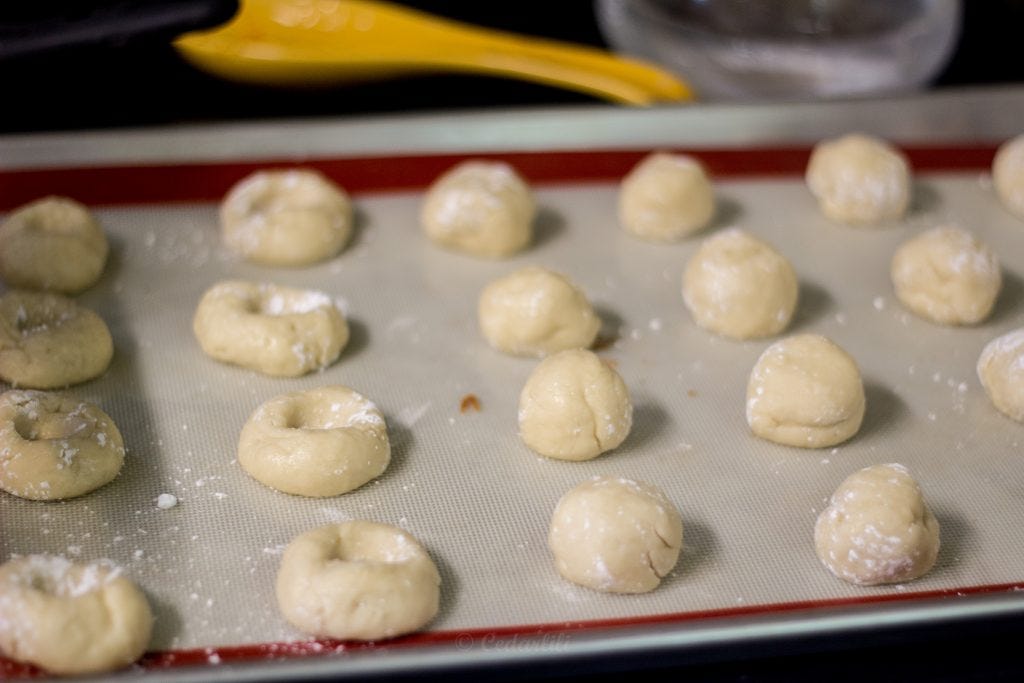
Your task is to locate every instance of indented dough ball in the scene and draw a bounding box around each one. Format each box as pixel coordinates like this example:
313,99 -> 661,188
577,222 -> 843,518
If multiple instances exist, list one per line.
0,555 -> 153,675
746,334 -> 865,448
518,349 -> 632,461
977,328 -> 1024,421
618,152 -> 715,241
805,133 -> 911,225
993,134 -> 1024,220
220,169 -> 352,266
682,228 -> 799,339
548,476 -> 683,593
0,196 -> 108,293
275,521 -> 441,641
420,160 -> 535,258
478,266 -> 600,357
238,386 -> 390,497
814,463 -> 940,586
891,226 -> 1001,325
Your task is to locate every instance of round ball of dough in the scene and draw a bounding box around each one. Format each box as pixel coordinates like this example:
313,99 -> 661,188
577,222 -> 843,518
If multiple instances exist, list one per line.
0,290 -> 114,389
0,555 -> 152,675
977,328 -> 1024,422
746,334 -> 865,449
221,169 -> 352,266
518,349 -> 632,461
682,228 -> 799,340
238,386 -> 390,497
891,226 -> 1001,325
478,266 -> 600,357
548,476 -> 683,593
420,160 -> 535,258
805,133 -> 911,225
192,280 -> 349,377
0,196 -> 108,293
814,463 -> 940,586
275,521 -> 441,641
993,134 -> 1024,220
618,152 -> 715,242
0,390 -> 125,500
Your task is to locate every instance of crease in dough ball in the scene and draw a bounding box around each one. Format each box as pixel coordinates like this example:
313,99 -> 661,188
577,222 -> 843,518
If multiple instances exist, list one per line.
548,476 -> 683,593
814,463 -> 940,586
891,226 -> 1001,325
478,266 -> 600,357
682,228 -> 799,340
192,280 -> 349,377
0,196 -> 108,293
518,349 -> 632,461
275,521 -> 441,641
618,151 -> 715,242
993,134 -> 1024,220
746,334 -> 865,449
238,385 -> 390,497
0,389 -> 125,500
806,133 -> 911,225
0,290 -> 114,389
0,554 -> 153,675
420,160 -> 535,258
977,328 -> 1024,422
220,169 -> 353,266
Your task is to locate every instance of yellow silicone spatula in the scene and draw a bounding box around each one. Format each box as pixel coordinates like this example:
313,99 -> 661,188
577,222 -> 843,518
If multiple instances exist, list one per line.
173,0 -> 693,105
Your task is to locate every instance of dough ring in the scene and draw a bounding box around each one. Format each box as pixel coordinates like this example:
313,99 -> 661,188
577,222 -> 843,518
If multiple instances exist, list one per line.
0,196 -> 108,294
275,521 -> 441,641
0,389 -> 125,500
192,280 -> 349,377
238,385 -> 390,497
0,554 -> 152,675
0,290 -> 114,389
221,169 -> 353,266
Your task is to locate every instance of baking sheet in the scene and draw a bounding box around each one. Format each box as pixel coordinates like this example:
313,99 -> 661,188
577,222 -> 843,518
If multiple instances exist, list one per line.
3,89 -> 1024,678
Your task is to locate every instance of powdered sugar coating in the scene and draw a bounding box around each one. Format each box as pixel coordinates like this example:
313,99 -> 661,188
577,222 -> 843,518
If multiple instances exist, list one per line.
806,133 -> 910,225
978,328 -> 1024,421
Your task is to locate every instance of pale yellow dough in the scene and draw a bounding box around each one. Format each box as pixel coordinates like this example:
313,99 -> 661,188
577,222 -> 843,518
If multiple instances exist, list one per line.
221,169 -> 353,266
421,160 -> 535,258
814,463 -> 940,586
192,280 -> 349,377
619,151 -> 715,241
0,555 -> 152,675
746,334 -> 865,448
806,133 -> 911,225
0,196 -> 108,293
478,266 -> 600,357
275,521 -> 441,641
977,328 -> 1024,422
0,290 -> 113,389
548,476 -> 683,594
519,349 -> 632,461
993,134 -> 1024,220
682,228 -> 798,340
238,386 -> 390,497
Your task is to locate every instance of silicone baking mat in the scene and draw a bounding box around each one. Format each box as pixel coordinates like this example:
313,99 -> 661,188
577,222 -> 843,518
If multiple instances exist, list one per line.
2,90 -> 1024,678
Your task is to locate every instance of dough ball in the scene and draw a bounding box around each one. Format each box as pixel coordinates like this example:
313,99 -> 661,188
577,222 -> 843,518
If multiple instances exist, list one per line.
0,390 -> 125,500
221,169 -> 352,266
238,386 -> 390,497
519,349 -> 632,461
618,152 -> 715,241
0,290 -> 114,389
993,134 -> 1024,220
421,160 -> 535,258
814,463 -> 940,586
746,334 -> 865,448
806,133 -> 911,225
0,555 -> 152,675
682,228 -> 799,339
0,196 -> 108,293
548,476 -> 683,593
275,521 -> 441,641
478,266 -> 600,357
192,280 -> 348,377
891,226 -> 1001,325
977,328 -> 1024,421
